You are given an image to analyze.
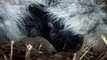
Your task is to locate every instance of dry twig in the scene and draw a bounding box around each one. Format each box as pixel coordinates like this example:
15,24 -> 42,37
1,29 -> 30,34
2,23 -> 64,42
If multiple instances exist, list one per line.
10,41 -> 14,60
79,44 -> 94,60
25,44 -> 33,60
72,53 -> 77,60
101,35 -> 107,45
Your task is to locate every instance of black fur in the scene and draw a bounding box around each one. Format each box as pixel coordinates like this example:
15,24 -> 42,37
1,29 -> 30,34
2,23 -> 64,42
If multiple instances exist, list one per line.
24,4 -> 51,39
23,4 -> 82,51
48,22 -> 83,51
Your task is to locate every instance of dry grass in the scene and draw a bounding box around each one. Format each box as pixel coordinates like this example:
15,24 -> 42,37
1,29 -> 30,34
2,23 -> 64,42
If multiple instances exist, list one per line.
0,37 -> 105,60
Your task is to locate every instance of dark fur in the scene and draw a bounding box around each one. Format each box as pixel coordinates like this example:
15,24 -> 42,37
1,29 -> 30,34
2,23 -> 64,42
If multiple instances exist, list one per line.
24,4 -> 82,51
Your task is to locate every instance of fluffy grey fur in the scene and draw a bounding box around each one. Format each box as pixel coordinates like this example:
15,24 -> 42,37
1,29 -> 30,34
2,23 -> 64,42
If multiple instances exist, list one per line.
0,0 -> 48,43
48,0 -> 105,34
48,0 -> 107,51
0,0 -> 107,51
0,1 -> 26,43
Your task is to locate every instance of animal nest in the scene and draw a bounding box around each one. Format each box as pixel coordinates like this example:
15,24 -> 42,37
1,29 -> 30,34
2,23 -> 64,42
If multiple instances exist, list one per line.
0,37 -> 106,60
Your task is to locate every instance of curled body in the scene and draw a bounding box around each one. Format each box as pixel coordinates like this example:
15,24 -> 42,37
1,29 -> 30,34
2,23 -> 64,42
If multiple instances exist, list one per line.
0,0 -> 106,52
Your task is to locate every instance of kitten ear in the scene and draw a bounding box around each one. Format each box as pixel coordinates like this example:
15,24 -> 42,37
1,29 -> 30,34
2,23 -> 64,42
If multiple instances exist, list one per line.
48,22 -> 54,30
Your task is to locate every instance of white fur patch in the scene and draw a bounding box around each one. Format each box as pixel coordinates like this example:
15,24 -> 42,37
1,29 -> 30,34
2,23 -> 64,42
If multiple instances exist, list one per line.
3,4 -> 27,41
47,0 -> 107,35
0,0 -> 50,42
0,3 -> 29,41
